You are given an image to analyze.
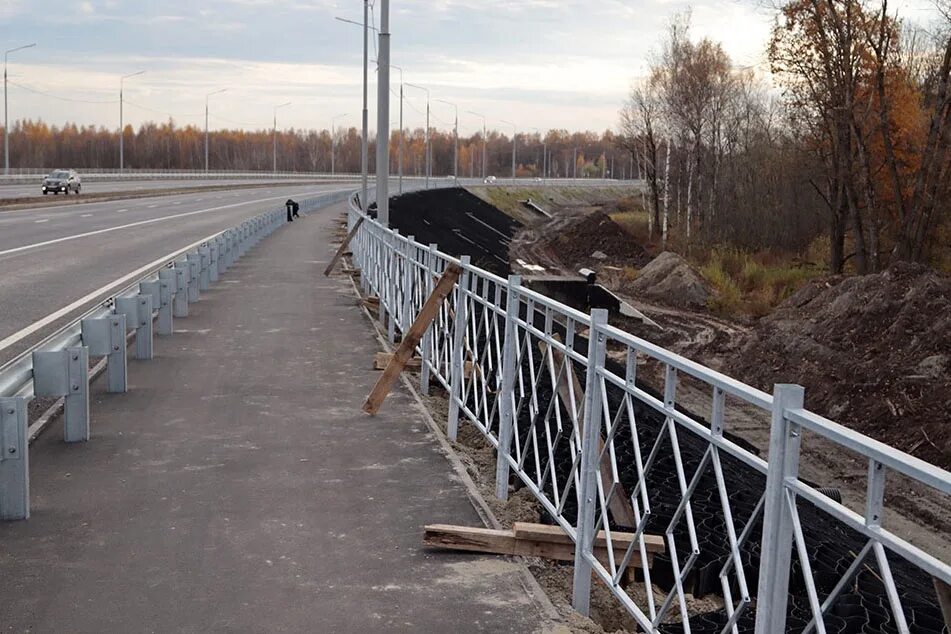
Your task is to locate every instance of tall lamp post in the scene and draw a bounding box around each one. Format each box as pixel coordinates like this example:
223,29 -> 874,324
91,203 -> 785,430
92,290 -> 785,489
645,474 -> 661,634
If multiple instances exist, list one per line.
330,112 -> 349,176
335,7 -> 370,211
390,64 -> 404,194
500,119 -> 517,181
435,99 -> 457,180
375,0 -> 391,224
204,88 -> 227,173
530,127 -> 547,180
119,70 -> 145,173
4,43 -> 35,176
467,111 -> 487,179
272,102 -> 291,173
405,83 -> 430,188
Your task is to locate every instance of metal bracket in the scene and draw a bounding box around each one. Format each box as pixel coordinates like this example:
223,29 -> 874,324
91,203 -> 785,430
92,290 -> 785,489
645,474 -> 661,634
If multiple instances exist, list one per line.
117,294 -> 153,360
32,346 -> 90,442
156,269 -> 176,334
81,314 -> 127,393
208,243 -> 220,283
198,245 -> 211,291
173,261 -> 189,317
0,396 -> 29,520
186,253 -> 201,302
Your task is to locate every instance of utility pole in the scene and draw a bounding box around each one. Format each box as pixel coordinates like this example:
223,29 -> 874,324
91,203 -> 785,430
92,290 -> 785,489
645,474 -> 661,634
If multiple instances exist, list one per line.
4,43 -> 35,176
273,102 -> 291,173
205,88 -> 226,173
467,111 -> 487,179
436,100 -> 457,179
389,64 -> 404,194
331,112 -> 348,176
501,119 -> 516,181
119,70 -> 145,173
406,83 -> 430,188
375,0 -> 391,224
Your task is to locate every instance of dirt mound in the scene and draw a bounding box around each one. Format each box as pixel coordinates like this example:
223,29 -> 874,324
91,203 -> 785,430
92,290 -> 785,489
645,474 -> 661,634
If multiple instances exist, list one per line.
629,252 -> 712,309
539,211 -> 651,269
726,262 -> 951,468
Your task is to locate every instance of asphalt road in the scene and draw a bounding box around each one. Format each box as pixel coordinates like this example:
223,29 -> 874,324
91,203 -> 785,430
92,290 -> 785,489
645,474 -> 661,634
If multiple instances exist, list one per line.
0,182 -> 351,364
0,178 -> 322,199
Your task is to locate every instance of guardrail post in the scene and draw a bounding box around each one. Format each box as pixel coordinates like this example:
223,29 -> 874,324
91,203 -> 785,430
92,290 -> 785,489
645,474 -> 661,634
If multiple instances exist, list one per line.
148,276 -> 174,336
81,314 -> 127,393
116,295 -> 153,360
186,253 -> 201,302
447,256 -> 471,441
33,346 -> 90,442
0,396 -> 29,520
571,309 -> 609,616
387,231 -> 400,344
419,243 -> 439,396
754,383 -> 805,634
216,236 -> 227,274
208,242 -> 219,282
198,245 -> 211,290
174,262 -> 189,316
494,274 -> 522,500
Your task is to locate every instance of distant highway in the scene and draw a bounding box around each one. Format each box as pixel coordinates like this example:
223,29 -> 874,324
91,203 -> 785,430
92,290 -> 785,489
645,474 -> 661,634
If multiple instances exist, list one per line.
0,178 -> 321,200
0,182 -> 349,363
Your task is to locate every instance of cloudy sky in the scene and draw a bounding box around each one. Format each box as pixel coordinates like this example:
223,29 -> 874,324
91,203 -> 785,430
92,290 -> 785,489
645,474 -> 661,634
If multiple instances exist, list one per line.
0,0 -> 941,136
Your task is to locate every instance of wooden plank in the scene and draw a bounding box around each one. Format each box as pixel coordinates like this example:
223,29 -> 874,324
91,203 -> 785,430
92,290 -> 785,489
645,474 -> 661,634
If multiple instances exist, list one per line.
538,336 -> 637,529
323,216 -> 365,276
363,263 -> 462,415
936,578 -> 951,631
424,524 -> 517,555
374,352 -> 422,371
513,522 -> 664,553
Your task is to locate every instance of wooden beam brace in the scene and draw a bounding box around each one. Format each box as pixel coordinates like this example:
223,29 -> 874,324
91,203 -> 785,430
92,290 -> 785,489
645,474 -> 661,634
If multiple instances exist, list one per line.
363,263 -> 462,415
323,216 -> 365,276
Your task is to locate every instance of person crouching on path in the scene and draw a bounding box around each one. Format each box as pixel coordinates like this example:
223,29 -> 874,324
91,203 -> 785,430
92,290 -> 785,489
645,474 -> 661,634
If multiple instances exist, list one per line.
286,198 -> 298,222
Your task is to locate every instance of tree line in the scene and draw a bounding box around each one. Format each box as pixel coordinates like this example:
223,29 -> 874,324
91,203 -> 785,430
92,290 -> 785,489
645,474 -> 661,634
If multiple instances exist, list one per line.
620,1 -> 950,272
3,119 -> 635,180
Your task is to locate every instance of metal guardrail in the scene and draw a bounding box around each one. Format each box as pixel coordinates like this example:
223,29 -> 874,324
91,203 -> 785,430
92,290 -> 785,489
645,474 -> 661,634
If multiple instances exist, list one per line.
0,188 -> 351,520
345,192 -> 951,633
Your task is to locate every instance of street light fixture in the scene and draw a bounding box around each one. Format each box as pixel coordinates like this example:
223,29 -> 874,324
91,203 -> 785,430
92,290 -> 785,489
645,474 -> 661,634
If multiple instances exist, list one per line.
331,112 -> 349,176
4,42 -> 36,176
335,7 -> 371,211
435,99 -> 458,180
204,88 -> 227,173
467,111 -> 487,179
120,70 -> 145,173
500,119 -> 517,181
273,102 -> 291,173
405,83 -> 430,188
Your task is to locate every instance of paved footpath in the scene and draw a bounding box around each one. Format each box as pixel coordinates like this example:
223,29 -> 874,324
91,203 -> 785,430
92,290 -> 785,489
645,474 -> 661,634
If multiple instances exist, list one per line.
0,201 -> 559,633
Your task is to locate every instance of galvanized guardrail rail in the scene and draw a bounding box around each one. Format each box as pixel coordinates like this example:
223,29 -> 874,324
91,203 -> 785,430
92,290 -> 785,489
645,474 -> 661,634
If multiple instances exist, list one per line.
345,192 -> 951,633
0,189 -> 350,520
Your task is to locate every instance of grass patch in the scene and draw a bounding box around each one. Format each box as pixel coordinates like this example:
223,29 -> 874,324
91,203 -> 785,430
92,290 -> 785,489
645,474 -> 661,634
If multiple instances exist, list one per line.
700,247 -> 820,317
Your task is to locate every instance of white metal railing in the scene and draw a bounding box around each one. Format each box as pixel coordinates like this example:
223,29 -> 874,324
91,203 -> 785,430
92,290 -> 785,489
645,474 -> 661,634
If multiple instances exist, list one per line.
346,191 -> 951,633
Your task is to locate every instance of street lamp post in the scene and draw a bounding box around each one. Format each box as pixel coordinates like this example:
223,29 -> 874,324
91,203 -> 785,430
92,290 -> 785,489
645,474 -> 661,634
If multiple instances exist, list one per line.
119,70 -> 145,173
334,7 -> 370,211
388,64 -> 404,194
530,127 -> 547,180
4,43 -> 36,176
205,88 -> 227,173
500,119 -> 516,181
330,112 -> 349,176
405,83 -> 430,189
375,0 -> 391,224
435,99 -> 457,180
467,111 -> 487,179
273,102 -> 291,173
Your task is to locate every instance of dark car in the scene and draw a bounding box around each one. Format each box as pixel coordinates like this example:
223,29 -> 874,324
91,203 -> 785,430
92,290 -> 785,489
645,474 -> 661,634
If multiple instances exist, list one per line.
42,169 -> 81,195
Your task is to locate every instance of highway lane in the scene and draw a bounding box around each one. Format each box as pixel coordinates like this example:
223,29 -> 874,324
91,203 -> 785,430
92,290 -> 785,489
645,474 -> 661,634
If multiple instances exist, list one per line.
0,178 -> 323,199
0,182 -> 351,364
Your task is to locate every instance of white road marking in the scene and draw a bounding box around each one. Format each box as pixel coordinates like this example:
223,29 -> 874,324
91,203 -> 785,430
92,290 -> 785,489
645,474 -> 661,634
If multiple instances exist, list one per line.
80,213 -> 93,217
116,209 -> 128,213
0,189 -> 345,260
147,204 -> 158,208
34,219 -> 49,223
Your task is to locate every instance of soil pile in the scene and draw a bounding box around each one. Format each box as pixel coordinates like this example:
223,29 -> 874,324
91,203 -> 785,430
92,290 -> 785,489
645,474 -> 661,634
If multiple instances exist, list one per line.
538,211 -> 651,269
727,262 -> 950,468
629,252 -> 712,309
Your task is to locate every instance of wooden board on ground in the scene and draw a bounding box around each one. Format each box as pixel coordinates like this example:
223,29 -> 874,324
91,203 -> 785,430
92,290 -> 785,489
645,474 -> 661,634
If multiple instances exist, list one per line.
363,263 -> 462,415
423,522 -> 664,569
375,352 -> 422,371
323,216 -> 364,276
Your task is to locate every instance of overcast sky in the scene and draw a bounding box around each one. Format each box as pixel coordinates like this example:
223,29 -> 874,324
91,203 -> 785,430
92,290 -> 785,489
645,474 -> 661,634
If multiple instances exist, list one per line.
0,0 -> 941,135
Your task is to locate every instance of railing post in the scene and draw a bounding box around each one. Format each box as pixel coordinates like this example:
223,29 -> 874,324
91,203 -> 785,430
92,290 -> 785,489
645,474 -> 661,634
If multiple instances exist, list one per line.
0,396 -> 29,520
386,230 -> 399,344
571,308 -> 609,616
494,274 -> 522,500
419,243 -> 439,396
198,245 -> 211,291
208,242 -> 220,283
401,235 -> 416,334
447,256 -> 471,441
754,383 -> 805,634
32,346 -> 90,442
116,294 -> 153,360
82,314 -> 127,393
186,253 -> 201,302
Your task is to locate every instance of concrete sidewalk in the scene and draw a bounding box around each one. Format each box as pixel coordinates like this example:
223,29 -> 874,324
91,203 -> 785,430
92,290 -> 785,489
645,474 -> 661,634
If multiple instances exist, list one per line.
0,202 -> 558,633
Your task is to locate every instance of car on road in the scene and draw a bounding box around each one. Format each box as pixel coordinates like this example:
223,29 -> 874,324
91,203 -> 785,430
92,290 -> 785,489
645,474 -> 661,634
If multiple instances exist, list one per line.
483,175 -> 497,184
42,169 -> 81,195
